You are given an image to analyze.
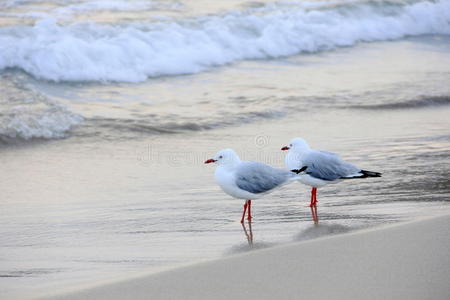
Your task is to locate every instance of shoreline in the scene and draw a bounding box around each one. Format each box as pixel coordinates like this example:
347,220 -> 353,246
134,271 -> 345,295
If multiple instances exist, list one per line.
41,213 -> 450,300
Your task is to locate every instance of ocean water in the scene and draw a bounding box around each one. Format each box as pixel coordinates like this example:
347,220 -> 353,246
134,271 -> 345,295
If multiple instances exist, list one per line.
1,0 -> 450,299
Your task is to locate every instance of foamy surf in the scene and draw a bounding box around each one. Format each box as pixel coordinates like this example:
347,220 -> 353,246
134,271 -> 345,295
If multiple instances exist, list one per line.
0,76 -> 83,143
0,0 -> 449,82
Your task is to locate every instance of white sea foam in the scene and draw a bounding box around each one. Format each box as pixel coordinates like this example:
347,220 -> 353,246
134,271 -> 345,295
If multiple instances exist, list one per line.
0,0 -> 449,82
0,77 -> 83,141
0,104 -> 82,140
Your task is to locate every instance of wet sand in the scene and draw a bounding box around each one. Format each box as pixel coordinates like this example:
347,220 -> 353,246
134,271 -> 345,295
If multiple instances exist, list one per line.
41,214 -> 450,300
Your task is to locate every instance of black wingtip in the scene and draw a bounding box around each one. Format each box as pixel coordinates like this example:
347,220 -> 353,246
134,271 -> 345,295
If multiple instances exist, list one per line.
291,166 -> 308,174
341,170 -> 382,179
361,170 -> 382,177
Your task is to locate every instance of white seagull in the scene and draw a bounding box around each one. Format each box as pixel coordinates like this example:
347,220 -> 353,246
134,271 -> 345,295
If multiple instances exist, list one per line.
205,149 -> 303,223
281,138 -> 381,207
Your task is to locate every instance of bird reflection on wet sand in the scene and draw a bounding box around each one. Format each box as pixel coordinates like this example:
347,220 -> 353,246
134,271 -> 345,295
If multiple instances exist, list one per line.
241,221 -> 253,246
227,221 -> 276,254
239,204 -> 320,248
310,206 -> 319,225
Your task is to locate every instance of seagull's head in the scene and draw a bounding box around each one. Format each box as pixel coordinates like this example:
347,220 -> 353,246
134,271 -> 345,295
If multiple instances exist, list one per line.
281,138 -> 310,153
204,149 -> 241,166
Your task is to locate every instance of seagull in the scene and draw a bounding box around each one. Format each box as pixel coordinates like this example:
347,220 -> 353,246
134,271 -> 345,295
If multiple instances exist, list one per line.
205,149 -> 303,223
281,138 -> 381,208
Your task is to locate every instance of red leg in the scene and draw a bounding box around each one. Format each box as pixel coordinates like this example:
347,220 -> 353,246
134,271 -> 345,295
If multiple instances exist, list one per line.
309,187 -> 317,207
240,201 -> 248,223
314,188 -> 317,206
247,200 -> 252,221
311,187 -> 318,207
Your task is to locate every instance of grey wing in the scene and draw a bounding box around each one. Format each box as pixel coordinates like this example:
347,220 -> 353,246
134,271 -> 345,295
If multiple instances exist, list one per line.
236,162 -> 292,194
303,151 -> 360,181
317,150 -> 340,157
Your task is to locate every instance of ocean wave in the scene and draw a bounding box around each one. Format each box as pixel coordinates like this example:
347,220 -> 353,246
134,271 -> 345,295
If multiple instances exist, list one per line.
78,109 -> 288,139
0,0 -> 449,82
0,75 -> 83,143
349,95 -> 450,110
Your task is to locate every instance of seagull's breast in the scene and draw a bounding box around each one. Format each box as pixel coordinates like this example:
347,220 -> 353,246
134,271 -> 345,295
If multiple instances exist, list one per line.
297,174 -> 332,187
285,151 -> 303,171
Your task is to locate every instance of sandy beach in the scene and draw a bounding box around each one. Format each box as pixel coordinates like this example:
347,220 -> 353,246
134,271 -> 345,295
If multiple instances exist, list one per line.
41,214 -> 450,300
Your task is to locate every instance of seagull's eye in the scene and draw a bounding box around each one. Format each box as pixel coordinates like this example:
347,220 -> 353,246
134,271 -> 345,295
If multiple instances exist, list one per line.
219,155 -> 223,159
289,144 -> 292,147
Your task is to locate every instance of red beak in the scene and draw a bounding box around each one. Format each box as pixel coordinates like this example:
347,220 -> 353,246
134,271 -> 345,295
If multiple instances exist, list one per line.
281,146 -> 290,151
204,159 -> 216,164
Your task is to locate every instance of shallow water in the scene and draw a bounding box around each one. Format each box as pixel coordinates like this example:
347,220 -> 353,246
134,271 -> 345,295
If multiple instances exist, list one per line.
1,0 -> 450,299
